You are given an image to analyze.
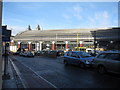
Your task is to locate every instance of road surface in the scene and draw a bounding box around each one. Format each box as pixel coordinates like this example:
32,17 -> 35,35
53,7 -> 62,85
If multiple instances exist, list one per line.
10,55 -> 120,88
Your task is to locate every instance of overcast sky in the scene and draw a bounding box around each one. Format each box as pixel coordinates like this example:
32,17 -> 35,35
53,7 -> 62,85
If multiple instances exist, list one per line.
2,2 -> 118,36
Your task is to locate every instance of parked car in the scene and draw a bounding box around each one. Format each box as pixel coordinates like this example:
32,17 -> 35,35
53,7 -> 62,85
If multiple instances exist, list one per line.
89,50 -> 101,57
22,51 -> 34,57
48,50 -> 57,58
23,52 -> 28,57
93,51 -> 120,74
13,51 -> 20,55
57,50 -> 64,56
35,50 -> 42,56
19,52 -> 24,56
27,51 -> 34,57
64,51 -> 94,68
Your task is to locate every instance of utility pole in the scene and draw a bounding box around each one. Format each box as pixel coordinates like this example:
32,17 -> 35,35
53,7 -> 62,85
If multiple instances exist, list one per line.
94,31 -> 97,55
3,42 -> 10,79
76,32 -> 79,50
56,33 -> 57,50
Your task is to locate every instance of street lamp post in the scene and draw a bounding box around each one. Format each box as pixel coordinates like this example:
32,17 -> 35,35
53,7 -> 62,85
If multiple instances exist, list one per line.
76,32 -> 78,47
110,41 -> 113,50
93,31 -> 97,55
56,33 -> 57,50
3,42 -> 10,80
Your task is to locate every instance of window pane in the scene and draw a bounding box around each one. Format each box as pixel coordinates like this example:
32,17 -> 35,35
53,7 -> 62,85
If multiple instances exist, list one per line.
105,53 -> 120,60
65,52 -> 68,56
97,53 -> 107,59
71,52 -> 77,57
79,52 -> 91,58
67,52 -> 72,56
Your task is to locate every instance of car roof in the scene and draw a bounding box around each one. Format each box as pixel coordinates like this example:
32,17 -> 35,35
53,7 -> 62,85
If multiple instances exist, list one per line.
99,50 -> 120,54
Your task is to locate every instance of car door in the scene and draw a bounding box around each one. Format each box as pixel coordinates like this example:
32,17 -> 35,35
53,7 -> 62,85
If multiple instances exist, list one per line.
69,52 -> 76,65
94,53 -> 108,66
64,51 -> 72,64
105,53 -> 120,73
70,52 -> 80,65
74,53 -> 81,65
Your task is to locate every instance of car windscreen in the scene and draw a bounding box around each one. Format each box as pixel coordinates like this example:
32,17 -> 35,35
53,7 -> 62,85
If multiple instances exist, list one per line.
79,52 -> 91,58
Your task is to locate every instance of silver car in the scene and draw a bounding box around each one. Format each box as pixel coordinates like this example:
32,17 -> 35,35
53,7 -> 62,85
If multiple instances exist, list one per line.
93,51 -> 120,74
64,51 -> 94,68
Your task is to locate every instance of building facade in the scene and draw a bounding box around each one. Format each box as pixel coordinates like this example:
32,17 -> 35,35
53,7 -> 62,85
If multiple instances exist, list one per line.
11,26 -> 120,52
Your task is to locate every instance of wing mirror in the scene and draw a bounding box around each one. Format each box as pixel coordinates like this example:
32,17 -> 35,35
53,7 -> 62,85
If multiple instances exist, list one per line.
77,56 -> 80,58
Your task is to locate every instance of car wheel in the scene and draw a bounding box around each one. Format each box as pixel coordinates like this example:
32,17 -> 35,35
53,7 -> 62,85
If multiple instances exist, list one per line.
98,66 -> 106,74
64,60 -> 68,66
79,63 -> 85,69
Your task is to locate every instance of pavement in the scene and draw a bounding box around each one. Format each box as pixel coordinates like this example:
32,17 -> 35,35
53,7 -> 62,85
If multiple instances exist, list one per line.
2,57 -> 18,89
2,56 -> 62,89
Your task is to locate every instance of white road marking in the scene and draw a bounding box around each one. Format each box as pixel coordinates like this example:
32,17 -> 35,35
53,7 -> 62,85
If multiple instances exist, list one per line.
9,58 -> 29,88
13,57 -> 59,89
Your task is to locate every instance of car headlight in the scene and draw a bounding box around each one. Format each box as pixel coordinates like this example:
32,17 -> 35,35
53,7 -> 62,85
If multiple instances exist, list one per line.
85,60 -> 90,64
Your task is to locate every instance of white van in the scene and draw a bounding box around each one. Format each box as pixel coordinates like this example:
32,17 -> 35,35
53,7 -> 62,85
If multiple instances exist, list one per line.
86,48 -> 93,53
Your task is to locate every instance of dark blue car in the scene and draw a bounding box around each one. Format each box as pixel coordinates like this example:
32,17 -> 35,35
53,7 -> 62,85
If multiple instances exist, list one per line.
64,51 -> 94,68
